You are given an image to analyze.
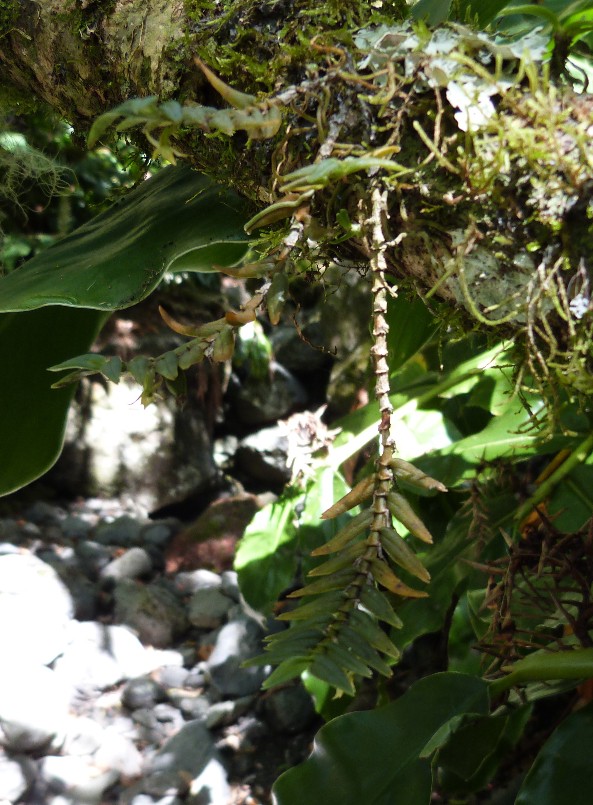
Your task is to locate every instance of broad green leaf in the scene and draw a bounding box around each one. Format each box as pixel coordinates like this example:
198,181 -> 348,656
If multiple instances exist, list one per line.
273,672 -> 489,805
516,702 -> 593,805
411,0 -> 452,25
235,467 -> 350,613
0,307 -> 108,496
386,293 -> 439,373
0,166 -> 249,313
548,462 -> 593,533
439,706 -> 531,796
456,0 -> 515,25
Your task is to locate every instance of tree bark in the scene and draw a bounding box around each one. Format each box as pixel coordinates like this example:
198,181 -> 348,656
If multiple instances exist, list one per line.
2,1 -> 593,395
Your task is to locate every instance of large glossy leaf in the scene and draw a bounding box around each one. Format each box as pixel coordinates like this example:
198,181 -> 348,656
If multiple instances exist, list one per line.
273,672 -> 490,805
0,307 -> 107,496
0,166 -> 249,313
516,702 -> 593,805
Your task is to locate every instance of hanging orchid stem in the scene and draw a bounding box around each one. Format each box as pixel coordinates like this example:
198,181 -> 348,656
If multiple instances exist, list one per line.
368,184 -> 396,537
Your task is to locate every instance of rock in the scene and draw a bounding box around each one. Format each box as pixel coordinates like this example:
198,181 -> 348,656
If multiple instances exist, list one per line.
95,516 -> 143,547
205,696 -> 254,729
188,587 -> 233,630
270,322 -> 329,374
0,518 -> 22,543
60,515 -> 93,539
114,580 -> 189,648
165,495 -> 259,574
101,547 -> 153,581
206,616 -> 267,697
0,665 -> 70,752
0,553 -> 74,665
227,361 -> 308,426
0,751 -> 36,802
74,541 -> 112,577
262,684 -> 317,733
235,425 -> 291,486
132,721 -> 229,803
23,501 -> 66,526
174,569 -> 222,595
153,666 -> 189,689
41,755 -> 119,804
142,522 -> 175,548
220,570 -> 241,602
94,726 -> 143,777
62,717 -> 105,756
122,677 -> 167,711
53,622 -> 183,691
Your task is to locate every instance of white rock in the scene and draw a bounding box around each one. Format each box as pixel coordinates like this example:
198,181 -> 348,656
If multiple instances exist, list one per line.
0,553 -> 73,665
0,665 -> 70,752
42,755 -> 118,804
0,751 -> 36,801
53,622 -> 183,692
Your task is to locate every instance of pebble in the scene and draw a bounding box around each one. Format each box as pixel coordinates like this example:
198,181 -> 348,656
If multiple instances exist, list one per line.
0,495 -> 316,804
101,547 -> 153,581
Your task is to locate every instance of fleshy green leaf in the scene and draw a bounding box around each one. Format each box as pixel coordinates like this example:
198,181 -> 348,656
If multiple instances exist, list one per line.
273,672 -> 490,805
0,308 -> 108,496
0,166 -> 249,313
516,702 -> 593,805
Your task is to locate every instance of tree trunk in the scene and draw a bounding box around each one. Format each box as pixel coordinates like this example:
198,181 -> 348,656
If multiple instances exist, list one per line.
2,1 -> 592,395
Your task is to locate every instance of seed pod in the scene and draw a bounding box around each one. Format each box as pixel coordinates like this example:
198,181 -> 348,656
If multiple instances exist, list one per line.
369,558 -> 429,599
387,491 -> 434,544
379,527 -> 430,583
321,476 -> 374,520
390,458 -> 447,493
212,326 -> 235,362
267,272 -> 289,325
311,509 -> 374,556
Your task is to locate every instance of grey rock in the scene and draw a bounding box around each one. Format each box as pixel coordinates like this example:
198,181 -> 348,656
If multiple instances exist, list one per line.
0,665 -> 70,752
23,501 -> 65,526
142,522 -> 174,547
101,547 -> 152,581
206,616 -> 267,697
0,542 -> 20,555
153,704 -> 184,727
74,540 -> 112,577
174,569 -> 221,595
114,580 -> 189,648
42,755 -> 119,803
184,668 -> 207,689
188,588 -> 233,630
0,752 -> 36,801
171,694 -> 210,722
0,553 -> 74,665
220,570 -> 241,602
95,515 -> 143,546
271,322 -> 329,374
262,684 -> 316,733
205,696 -> 254,729
122,677 -> 166,710
235,425 -> 291,485
60,515 -> 93,539
0,518 -> 20,543
153,666 -> 189,689
228,361 -> 307,426
141,721 -> 229,802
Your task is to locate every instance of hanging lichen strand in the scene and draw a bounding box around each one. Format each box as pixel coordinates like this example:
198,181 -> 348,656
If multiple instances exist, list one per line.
246,186 -> 443,695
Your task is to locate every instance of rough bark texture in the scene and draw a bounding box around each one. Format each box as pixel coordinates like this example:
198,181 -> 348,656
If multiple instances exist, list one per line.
2,1 -> 593,396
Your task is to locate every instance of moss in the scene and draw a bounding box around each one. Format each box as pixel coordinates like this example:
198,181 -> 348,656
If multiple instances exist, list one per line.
0,0 -> 18,39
